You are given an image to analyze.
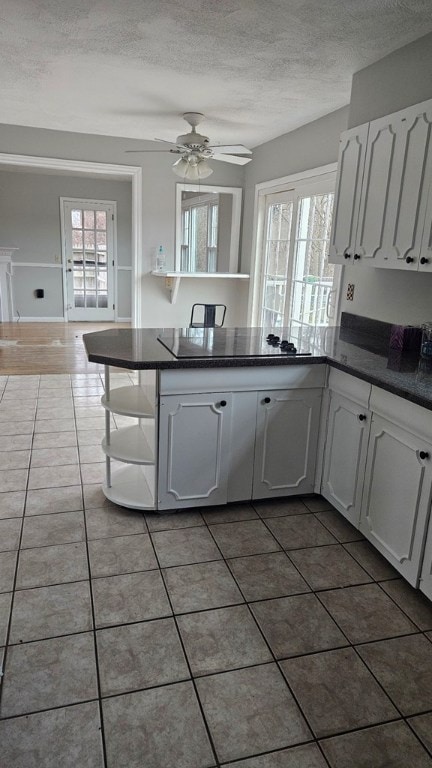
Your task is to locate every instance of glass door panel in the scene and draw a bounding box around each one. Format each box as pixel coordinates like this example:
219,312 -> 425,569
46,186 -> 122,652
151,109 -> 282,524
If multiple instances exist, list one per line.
63,200 -> 115,321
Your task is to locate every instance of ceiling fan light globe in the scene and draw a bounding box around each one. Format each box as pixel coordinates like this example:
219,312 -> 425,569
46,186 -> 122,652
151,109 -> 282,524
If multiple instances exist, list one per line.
172,156 -> 213,179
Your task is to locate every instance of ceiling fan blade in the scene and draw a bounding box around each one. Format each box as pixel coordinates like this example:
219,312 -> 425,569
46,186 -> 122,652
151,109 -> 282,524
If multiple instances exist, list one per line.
207,144 -> 252,155
212,153 -> 252,165
154,138 -> 181,147
124,149 -> 181,154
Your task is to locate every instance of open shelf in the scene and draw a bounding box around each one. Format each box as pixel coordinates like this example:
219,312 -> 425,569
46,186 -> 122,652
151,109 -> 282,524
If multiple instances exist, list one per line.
102,424 -> 154,465
102,385 -> 154,417
103,464 -> 155,509
151,271 -> 250,303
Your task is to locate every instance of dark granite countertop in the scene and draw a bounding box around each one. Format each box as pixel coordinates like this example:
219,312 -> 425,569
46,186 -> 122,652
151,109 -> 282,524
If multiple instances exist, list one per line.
83,323 -> 432,411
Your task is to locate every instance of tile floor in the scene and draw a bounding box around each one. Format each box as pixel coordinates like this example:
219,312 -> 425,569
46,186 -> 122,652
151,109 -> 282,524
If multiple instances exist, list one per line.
1,372 -> 432,766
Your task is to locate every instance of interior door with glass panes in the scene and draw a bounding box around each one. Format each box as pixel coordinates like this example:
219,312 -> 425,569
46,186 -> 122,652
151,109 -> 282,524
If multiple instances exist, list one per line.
62,199 -> 115,321
259,178 -> 339,331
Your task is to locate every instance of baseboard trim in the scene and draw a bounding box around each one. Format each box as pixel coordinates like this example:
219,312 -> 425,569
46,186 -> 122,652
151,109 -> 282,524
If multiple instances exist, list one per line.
13,316 -> 66,322
116,317 -> 132,322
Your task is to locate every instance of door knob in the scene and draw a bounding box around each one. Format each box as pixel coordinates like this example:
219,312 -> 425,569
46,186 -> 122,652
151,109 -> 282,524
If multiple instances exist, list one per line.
419,450 -> 430,460
358,414 -> 366,421
344,253 -> 351,259
264,397 -> 271,404
405,256 -> 414,264
353,253 -> 361,260
219,400 -> 227,407
420,257 -> 429,265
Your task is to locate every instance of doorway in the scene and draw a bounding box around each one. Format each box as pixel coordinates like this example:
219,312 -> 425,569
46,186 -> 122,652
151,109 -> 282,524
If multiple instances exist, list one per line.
62,198 -> 116,321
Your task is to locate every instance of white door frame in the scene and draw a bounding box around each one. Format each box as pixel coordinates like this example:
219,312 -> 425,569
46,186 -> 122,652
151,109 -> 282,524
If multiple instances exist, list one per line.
248,163 -> 339,327
0,153 -> 142,326
60,197 -> 117,321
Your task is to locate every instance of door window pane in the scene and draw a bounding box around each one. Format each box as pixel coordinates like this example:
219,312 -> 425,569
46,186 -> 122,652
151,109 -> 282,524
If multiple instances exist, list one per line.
96,211 -> 107,229
84,210 -> 95,228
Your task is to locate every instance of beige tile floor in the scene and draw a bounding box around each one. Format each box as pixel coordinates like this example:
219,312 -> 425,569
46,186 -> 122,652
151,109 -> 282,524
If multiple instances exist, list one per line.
0,372 -> 432,766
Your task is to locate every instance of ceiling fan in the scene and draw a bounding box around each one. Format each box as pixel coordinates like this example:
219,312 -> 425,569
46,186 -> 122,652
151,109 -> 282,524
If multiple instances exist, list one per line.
126,112 -> 252,179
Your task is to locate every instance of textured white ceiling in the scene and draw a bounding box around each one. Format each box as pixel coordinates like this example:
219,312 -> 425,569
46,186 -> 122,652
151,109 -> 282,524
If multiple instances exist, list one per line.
1,0 -> 432,149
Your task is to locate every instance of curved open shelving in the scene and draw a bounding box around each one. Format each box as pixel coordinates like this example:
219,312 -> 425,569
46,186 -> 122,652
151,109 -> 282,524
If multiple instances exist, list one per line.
101,369 -> 157,510
101,384 -> 154,417
102,423 -> 154,465
103,464 -> 154,509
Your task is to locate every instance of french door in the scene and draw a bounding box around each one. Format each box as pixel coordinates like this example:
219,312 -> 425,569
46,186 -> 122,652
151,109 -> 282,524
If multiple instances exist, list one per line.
62,199 -> 115,321
258,178 -> 339,330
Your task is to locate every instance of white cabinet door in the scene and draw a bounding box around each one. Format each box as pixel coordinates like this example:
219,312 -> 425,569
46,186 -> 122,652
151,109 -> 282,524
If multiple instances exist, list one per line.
359,414 -> 432,586
158,392 -> 232,510
355,115 -> 398,263
419,179 -> 432,272
253,388 -> 322,499
374,101 -> 432,270
328,124 -> 369,265
321,391 -> 370,527
419,515 -> 432,601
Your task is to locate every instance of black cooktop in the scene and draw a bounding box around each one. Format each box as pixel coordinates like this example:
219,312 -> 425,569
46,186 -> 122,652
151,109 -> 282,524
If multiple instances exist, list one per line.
157,328 -> 313,359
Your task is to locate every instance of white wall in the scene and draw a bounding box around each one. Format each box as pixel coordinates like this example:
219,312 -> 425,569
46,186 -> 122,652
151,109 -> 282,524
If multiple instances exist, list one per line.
339,32 -> 432,325
0,124 -> 246,327
0,170 -> 132,319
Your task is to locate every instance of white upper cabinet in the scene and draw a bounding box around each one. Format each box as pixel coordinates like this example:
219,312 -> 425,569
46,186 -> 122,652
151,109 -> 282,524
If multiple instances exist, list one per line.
328,124 -> 369,264
329,98 -> 432,270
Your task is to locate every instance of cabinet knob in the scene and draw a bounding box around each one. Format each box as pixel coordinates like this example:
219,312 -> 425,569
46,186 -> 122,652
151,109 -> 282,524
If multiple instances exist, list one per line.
419,450 -> 430,460
358,414 -> 366,421
264,397 -> 271,404
353,253 -> 361,261
405,256 -> 414,264
420,257 -> 429,265
344,253 -> 351,259
219,400 -> 227,407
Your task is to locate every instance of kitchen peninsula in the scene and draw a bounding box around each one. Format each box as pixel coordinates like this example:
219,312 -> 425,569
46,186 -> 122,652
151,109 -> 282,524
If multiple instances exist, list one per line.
84,315 -> 432,601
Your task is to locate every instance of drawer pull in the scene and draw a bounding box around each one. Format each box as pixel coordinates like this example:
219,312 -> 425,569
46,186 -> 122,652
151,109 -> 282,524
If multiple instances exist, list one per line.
264,397 -> 271,404
419,450 -> 430,460
358,414 -> 366,422
219,400 -> 227,407
420,257 -> 429,265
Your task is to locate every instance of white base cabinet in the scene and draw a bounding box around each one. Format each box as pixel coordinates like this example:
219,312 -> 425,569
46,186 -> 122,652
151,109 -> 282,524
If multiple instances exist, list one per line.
420,519 -> 432,601
157,392 -> 232,510
253,388 -> 322,499
157,365 -> 325,511
320,370 -> 432,590
321,370 -> 371,527
359,395 -> 432,588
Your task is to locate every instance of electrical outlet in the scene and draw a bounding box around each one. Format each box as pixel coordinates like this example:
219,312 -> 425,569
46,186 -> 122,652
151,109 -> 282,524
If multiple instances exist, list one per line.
346,283 -> 355,301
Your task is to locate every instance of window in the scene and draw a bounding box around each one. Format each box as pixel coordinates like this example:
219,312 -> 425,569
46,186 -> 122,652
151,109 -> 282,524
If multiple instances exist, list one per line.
254,171 -> 340,330
180,195 -> 219,272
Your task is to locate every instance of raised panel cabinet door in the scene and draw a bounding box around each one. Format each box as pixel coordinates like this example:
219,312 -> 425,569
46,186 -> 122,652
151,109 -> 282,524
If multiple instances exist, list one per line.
328,123 -> 369,264
419,177 -> 432,271
419,516 -> 432,601
253,388 -> 322,499
356,116 -> 398,262
381,101 -> 432,270
157,392 -> 232,510
359,414 -> 432,586
321,392 -> 370,527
